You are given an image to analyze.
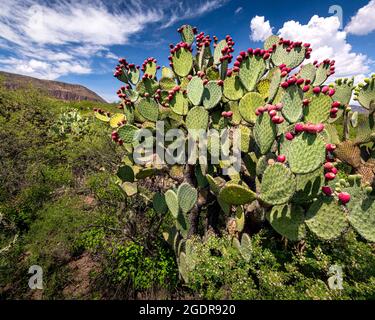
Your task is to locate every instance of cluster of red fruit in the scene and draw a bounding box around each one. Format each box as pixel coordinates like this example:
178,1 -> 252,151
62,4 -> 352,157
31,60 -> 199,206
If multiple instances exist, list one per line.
255,103 -> 284,124
196,31 -> 212,48
281,75 -> 311,91
165,85 -> 184,102
313,59 -> 336,76
278,38 -> 312,59
141,57 -> 160,77
93,108 -> 110,117
111,131 -> 123,146
218,35 -> 235,64
113,58 -> 140,78
116,85 -> 134,106
278,63 -> 292,78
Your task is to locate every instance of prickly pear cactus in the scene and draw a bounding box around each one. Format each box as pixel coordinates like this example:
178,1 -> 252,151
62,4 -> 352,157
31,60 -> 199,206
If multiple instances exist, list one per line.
94,24 -> 375,284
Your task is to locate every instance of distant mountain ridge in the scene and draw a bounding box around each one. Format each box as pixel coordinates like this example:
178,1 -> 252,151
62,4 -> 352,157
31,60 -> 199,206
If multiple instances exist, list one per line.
0,71 -> 107,103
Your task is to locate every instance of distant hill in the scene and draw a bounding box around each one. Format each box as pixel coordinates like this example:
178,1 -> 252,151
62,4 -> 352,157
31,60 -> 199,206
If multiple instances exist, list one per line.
0,71 -> 107,103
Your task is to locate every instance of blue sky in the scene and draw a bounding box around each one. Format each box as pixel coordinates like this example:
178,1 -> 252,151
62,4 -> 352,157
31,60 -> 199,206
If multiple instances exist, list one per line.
0,0 -> 374,102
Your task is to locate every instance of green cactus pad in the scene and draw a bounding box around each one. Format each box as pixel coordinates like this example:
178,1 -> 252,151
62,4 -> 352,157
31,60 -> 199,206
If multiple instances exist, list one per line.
288,133 -> 326,174
206,174 -> 225,195
206,66 -> 220,80
159,77 -> 176,91
272,43 -> 306,69
214,39 -> 227,65
202,81 -> 223,110
124,88 -> 139,102
95,112 -> 110,122
123,105 -> 135,124
144,61 -> 157,78
153,192 -> 168,215
165,189 -> 179,218
172,48 -> 193,77
116,165 -> 135,183
176,211 -> 189,238
235,206 -> 245,232
223,75 -> 245,101
136,77 -> 158,96
332,78 -> 354,106
180,25 -> 195,45
303,93 -> 332,124
239,233 -> 252,262
178,252 -> 189,283
264,35 -> 280,50
348,195 -> 375,242
170,91 -> 189,115
313,63 -> 330,86
254,112 -> 277,154
355,77 -> 375,110
185,106 -> 209,139
257,79 -> 270,100
260,163 -> 296,205
128,67 -> 140,84
136,97 -> 159,122
187,76 -> 204,105
305,197 -> 349,241
161,66 -> 175,79
240,125 -> 251,153
218,183 -> 256,205
293,167 -> 324,203
117,124 -> 139,144
239,55 -> 267,92
281,85 -> 304,123
268,68 -> 282,103
239,92 -> 264,124
177,183 -> 198,214
298,63 -> 316,83
109,113 -> 126,128
267,204 -> 306,241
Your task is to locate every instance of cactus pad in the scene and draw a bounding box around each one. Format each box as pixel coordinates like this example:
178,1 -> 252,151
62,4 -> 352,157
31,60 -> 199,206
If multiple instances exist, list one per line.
109,113 -> 126,128
153,192 -> 168,215
117,165 -> 135,182
257,79 -> 270,100
172,48 -> 193,77
180,25 -> 195,45
117,124 -> 139,144
218,183 -> 256,205
239,92 -> 264,124
202,81 -> 223,110
312,63 -> 330,86
170,91 -> 189,115
177,183 -> 198,214
305,197 -> 349,241
303,93 -> 332,124
298,63 -> 316,83
235,206 -> 245,232
162,66 -> 175,79
264,35 -> 279,50
288,133 -> 326,174
128,67 -> 140,84
160,77 -> 176,91
186,106 -> 209,139
268,68 -> 282,103
187,76 -> 204,105
254,112 -> 277,154
136,97 -> 159,122
239,55 -> 267,92
223,75 -> 245,101
260,163 -> 296,205
348,195 -> 375,242
293,167 -> 324,203
354,76 -> 375,110
165,189 -> 179,218
332,78 -> 354,106
272,42 -> 306,69
95,112 -> 110,122
281,85 -> 304,123
267,204 -> 306,241
214,39 -> 227,65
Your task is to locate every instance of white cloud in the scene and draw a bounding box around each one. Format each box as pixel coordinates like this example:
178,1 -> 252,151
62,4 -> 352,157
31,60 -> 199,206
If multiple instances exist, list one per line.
346,0 -> 375,35
250,16 -> 273,42
0,0 -> 227,80
277,15 -> 370,78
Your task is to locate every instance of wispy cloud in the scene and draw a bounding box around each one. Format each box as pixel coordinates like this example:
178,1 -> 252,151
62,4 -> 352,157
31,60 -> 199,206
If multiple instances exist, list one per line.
235,7 -> 243,14
0,0 -> 228,80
